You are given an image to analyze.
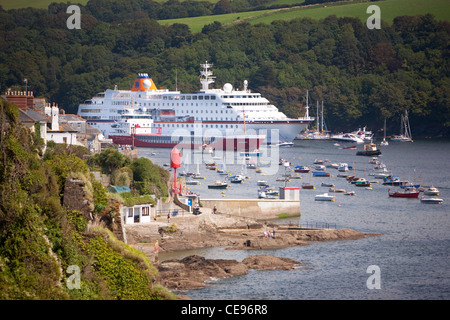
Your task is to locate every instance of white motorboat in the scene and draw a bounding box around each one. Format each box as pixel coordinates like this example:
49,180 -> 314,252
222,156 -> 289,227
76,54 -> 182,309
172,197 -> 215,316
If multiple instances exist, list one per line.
331,133 -> 365,143
338,163 -> 349,172
380,119 -> 389,146
315,193 -> 336,201
315,165 -> 326,171
423,186 -> 440,196
257,180 -> 269,186
329,188 -> 346,193
420,196 -> 443,204
276,141 -> 294,147
185,180 -> 201,185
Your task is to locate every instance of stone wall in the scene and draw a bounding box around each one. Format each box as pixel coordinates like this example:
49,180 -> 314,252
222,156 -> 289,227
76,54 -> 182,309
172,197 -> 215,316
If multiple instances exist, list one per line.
200,198 -> 300,220
63,176 -> 125,241
63,177 -> 94,220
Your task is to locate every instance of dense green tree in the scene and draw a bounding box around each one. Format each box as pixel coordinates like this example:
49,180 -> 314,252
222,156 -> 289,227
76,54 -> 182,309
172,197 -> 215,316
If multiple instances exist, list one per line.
0,4 -> 448,137
213,0 -> 233,15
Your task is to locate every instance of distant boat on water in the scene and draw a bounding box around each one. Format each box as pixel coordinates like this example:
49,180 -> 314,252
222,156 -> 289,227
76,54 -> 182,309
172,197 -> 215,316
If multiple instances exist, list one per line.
296,97 -> 330,140
391,110 -> 413,142
208,180 -> 228,189
420,196 -> 443,204
356,143 -> 382,156
380,119 -> 389,146
388,187 -> 419,198
315,193 -> 335,201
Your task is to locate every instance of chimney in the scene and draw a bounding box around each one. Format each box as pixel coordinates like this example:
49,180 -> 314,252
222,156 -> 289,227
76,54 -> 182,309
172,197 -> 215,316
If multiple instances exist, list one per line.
51,104 -> 59,131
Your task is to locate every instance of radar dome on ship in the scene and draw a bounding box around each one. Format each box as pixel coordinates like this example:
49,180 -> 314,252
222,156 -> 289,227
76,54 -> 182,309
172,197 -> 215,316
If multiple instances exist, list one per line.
223,83 -> 233,93
142,79 -> 152,88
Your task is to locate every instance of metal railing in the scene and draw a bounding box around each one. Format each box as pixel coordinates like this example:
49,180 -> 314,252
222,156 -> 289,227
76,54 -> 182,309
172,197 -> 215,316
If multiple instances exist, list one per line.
301,221 -> 337,229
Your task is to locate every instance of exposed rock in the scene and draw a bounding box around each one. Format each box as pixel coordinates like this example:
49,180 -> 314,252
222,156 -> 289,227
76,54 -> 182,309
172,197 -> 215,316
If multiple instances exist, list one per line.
158,254 -> 301,291
126,212 -> 379,292
242,255 -> 300,270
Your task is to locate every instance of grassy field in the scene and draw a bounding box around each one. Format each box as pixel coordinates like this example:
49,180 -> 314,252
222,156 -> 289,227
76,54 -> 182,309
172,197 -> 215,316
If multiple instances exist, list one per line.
0,0 -> 89,10
1,0 -> 448,33
249,0 -> 450,25
159,0 -> 450,33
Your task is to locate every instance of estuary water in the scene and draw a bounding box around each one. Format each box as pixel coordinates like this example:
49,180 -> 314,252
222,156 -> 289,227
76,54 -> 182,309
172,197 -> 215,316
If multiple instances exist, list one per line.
138,139 -> 450,300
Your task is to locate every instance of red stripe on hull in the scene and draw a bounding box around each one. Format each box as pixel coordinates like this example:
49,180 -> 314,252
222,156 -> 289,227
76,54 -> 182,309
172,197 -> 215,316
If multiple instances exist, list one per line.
110,135 -> 264,151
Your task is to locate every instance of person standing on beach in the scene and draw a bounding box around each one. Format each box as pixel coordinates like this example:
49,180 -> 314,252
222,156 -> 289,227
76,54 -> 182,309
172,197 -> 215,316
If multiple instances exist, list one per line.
213,205 -> 217,214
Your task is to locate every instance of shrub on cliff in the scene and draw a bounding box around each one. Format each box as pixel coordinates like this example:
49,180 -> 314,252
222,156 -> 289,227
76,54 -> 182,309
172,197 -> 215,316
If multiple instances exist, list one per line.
0,102 -> 174,300
130,157 -> 170,197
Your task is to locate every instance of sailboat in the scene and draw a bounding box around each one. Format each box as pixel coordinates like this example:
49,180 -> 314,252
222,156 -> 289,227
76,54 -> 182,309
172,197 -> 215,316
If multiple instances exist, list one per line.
380,119 -> 389,146
301,171 -> 315,189
217,158 -> 229,175
391,110 -> 413,142
296,93 -> 330,140
192,162 -> 205,179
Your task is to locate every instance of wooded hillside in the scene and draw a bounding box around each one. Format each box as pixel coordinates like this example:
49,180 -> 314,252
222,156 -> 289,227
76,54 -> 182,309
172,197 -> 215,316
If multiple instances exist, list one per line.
0,1 -> 448,137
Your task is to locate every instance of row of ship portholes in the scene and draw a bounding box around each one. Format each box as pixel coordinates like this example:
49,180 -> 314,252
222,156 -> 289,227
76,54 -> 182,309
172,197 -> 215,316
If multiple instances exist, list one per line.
160,123 -> 240,129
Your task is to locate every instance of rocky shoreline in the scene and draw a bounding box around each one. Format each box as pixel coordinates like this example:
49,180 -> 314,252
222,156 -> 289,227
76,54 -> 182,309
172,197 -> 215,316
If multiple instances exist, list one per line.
125,212 -> 379,292
158,254 -> 301,291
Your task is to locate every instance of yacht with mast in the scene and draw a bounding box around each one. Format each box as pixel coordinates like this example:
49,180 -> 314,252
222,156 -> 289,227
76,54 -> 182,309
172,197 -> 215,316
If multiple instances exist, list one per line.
391,110 -> 413,142
296,92 -> 330,140
77,62 -> 314,150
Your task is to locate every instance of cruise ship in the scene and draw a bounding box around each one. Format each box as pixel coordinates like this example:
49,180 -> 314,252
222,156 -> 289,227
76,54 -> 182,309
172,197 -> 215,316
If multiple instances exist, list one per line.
77,62 -> 314,150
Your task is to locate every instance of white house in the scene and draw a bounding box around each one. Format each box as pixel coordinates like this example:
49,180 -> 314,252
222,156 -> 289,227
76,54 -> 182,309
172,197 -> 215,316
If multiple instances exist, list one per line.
122,204 -> 154,224
45,104 -> 83,146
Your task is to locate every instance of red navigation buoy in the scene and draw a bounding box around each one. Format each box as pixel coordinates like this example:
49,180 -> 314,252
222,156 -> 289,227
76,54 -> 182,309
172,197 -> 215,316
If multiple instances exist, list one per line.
170,147 -> 181,193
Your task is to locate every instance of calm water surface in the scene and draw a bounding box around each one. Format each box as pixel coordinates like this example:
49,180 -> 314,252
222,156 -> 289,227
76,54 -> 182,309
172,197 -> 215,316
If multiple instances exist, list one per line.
138,139 -> 450,300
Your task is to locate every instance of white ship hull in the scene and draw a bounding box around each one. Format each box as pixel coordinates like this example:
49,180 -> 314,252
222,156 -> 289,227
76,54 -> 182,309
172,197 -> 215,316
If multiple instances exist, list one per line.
77,62 -> 314,149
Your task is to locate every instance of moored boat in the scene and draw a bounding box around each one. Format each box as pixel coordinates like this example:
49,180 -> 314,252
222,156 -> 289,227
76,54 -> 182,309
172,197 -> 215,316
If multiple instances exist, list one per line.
391,110 -> 413,142
328,188 -> 347,193
295,166 -> 311,173
240,149 -> 263,157
313,171 -> 330,177
331,133 -> 364,144
315,193 -> 336,201
321,182 -> 335,187
354,178 -> 371,187
420,196 -> 443,204
423,186 -> 440,196
276,141 -> 294,147
329,187 -> 346,193
314,164 -> 326,171
208,180 -> 228,189
382,176 -> 409,186
388,188 -> 419,198
185,180 -> 201,185
356,143 -> 382,156
257,180 -> 269,186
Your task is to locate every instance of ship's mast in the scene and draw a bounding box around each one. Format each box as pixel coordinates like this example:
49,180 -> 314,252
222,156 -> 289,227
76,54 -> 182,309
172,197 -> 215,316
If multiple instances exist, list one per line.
199,61 -> 215,91
304,90 -> 310,119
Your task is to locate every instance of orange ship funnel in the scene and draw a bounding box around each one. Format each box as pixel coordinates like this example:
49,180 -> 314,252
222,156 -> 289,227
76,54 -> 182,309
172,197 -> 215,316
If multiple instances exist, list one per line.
131,73 -> 157,91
